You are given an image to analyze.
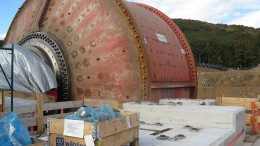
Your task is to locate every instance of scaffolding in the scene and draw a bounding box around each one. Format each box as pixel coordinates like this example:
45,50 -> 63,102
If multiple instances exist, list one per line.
0,44 -> 14,111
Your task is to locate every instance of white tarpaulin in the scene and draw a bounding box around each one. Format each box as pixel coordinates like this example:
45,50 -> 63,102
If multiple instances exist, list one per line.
0,44 -> 57,93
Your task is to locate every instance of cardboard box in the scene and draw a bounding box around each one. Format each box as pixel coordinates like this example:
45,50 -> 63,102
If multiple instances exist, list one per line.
48,111 -> 139,146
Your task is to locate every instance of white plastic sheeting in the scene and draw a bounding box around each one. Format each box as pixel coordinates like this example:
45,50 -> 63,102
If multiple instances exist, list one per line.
0,44 -> 57,93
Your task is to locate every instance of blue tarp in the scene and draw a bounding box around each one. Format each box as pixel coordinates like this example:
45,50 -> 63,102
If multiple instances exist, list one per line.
0,112 -> 32,146
65,105 -> 121,122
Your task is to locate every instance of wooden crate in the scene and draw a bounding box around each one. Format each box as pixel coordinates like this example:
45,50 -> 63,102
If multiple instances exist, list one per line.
0,95 -> 139,145
216,97 -> 260,125
0,90 -> 55,104
48,99 -> 139,146
29,138 -> 47,146
216,96 -> 258,110
83,98 -> 121,109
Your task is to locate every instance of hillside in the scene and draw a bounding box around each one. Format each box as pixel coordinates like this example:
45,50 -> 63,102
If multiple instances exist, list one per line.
197,66 -> 260,99
173,19 -> 260,68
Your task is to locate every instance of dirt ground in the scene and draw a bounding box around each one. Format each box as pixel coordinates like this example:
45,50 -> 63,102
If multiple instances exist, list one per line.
197,66 -> 260,99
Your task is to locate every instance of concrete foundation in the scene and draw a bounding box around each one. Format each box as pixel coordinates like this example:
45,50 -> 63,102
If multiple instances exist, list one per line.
123,102 -> 246,146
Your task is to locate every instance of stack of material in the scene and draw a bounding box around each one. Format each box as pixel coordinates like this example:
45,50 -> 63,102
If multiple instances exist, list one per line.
123,100 -> 246,146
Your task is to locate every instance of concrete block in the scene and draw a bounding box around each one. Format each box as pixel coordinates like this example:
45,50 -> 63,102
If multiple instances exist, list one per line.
159,98 -> 216,105
123,103 -> 245,129
139,124 -> 233,146
123,102 -> 246,146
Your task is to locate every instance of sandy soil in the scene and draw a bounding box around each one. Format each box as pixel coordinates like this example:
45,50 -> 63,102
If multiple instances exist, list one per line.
197,66 -> 260,99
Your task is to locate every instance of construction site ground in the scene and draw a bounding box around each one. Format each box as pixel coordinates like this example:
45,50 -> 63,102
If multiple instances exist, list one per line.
197,66 -> 260,99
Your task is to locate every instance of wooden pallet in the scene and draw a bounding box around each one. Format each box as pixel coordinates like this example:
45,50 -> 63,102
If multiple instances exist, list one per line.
0,90 -> 81,133
0,90 -> 55,104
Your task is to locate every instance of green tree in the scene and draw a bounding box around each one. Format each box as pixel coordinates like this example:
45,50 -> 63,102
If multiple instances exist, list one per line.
173,19 -> 260,68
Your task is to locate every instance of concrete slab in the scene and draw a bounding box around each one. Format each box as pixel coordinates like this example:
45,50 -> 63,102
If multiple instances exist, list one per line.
124,102 -> 245,129
139,123 -> 234,146
159,98 -> 216,106
243,142 -> 253,146
123,102 -> 246,146
252,138 -> 260,146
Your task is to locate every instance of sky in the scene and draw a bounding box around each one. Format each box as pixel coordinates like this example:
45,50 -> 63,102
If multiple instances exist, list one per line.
0,0 -> 24,40
0,0 -> 260,40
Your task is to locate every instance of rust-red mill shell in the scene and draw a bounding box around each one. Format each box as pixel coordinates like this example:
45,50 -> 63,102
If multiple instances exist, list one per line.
4,0 -> 197,102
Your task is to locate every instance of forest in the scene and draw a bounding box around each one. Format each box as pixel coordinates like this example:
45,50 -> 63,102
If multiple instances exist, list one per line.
173,19 -> 260,68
